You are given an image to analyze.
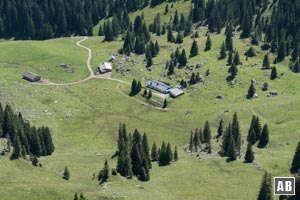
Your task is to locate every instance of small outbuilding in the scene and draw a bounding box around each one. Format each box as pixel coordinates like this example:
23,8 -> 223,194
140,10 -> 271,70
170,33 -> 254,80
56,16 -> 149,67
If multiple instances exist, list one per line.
98,62 -> 112,74
23,72 -> 41,82
168,88 -> 184,98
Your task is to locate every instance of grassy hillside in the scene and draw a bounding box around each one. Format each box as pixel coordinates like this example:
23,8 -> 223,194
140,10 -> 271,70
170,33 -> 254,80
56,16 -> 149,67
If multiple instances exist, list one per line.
0,1 -> 299,199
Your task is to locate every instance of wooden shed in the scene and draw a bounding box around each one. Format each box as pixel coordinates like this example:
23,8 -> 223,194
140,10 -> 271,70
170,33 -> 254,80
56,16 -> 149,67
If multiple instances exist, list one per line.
23,72 -> 41,82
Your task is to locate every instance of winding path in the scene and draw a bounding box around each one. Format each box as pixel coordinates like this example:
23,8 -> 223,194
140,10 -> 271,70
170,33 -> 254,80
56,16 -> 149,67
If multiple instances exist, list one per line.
34,36 -> 177,110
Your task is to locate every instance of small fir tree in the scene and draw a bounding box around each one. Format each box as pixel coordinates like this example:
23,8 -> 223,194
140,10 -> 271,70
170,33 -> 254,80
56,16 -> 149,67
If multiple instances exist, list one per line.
270,67 -> 277,80
244,142 -> 254,163
63,166 -> 70,180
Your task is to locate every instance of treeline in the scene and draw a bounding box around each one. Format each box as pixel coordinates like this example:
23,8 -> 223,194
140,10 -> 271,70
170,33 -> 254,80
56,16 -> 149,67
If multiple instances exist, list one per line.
115,123 -> 177,182
0,0 -> 107,39
0,103 -> 54,160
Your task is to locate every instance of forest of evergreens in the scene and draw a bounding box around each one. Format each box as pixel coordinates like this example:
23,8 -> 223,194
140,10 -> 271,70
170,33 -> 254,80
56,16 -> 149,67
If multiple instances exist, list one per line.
0,103 -> 54,160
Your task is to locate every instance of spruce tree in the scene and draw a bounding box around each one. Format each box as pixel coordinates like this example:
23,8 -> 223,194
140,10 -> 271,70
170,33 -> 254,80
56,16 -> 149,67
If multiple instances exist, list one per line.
248,128 -> 257,145
258,124 -> 269,148
227,51 -> 233,65
277,40 -> 286,62
162,99 -> 167,109
257,172 -> 273,200
228,62 -> 238,78
290,141 -> 300,174
244,142 -> 254,163
63,166 -> 70,180
178,49 -> 187,67
175,32 -> 183,44
233,51 -> 240,65
193,129 -> 200,152
227,134 -> 237,161
189,132 -> 193,152
131,79 -> 137,95
174,146 -> 178,161
190,40 -> 199,57
203,121 -> 211,147
145,45 -> 153,67
147,90 -> 152,100
270,67 -> 277,80
262,54 -> 270,69
205,35 -> 212,51
151,142 -> 158,161
166,143 -> 173,164
98,159 -> 109,184
10,135 -> 22,160
247,83 -> 256,99
142,133 -> 151,169
219,42 -> 227,59
217,119 -> 224,138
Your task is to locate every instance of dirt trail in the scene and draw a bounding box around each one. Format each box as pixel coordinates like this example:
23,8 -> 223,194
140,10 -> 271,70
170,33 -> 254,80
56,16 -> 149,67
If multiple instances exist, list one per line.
32,37 -> 183,110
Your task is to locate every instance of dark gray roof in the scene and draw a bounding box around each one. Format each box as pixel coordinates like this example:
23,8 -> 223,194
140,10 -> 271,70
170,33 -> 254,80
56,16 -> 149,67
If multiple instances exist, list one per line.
23,72 -> 41,81
168,88 -> 184,97
146,80 -> 171,93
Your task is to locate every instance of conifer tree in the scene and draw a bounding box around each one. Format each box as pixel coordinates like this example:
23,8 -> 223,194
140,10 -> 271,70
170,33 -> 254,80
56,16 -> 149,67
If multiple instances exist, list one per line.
277,40 -> 286,62
219,42 -> 227,59
162,99 -> 167,109
98,159 -> 109,184
63,166 -> 70,180
174,146 -> 178,161
176,32 -> 183,44
270,67 -> 277,80
151,142 -> 158,161
227,134 -> 237,161
166,142 -> 173,163
193,129 -> 200,152
247,82 -> 256,99
290,141 -> 300,174
147,90 -> 152,100
227,51 -> 233,65
232,112 -> 241,156
10,135 -> 21,160
142,133 -> 151,169
228,62 -> 238,78
190,40 -> 199,57
217,119 -> 224,138
234,51 -> 240,65
258,124 -> 269,148
205,35 -> 212,51
248,128 -> 257,145
189,132 -> 193,152
262,54 -> 270,69
257,172 -> 273,200
244,142 -> 254,163
203,121 -> 211,147
178,49 -> 188,66
145,45 -> 153,67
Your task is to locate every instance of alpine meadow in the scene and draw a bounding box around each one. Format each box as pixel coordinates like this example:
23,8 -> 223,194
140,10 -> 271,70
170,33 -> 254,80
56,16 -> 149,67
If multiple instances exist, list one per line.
0,0 -> 300,200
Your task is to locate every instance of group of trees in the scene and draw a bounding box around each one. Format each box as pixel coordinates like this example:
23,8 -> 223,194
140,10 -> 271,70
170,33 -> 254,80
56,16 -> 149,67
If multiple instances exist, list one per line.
116,123 -> 151,181
219,112 -> 241,161
189,121 -> 212,154
145,40 -> 160,67
247,115 -> 269,148
0,103 -> 54,160
151,141 -> 178,166
115,123 -> 177,181
130,79 -> 142,96
121,15 -> 151,55
189,72 -> 202,85
0,0 -> 104,39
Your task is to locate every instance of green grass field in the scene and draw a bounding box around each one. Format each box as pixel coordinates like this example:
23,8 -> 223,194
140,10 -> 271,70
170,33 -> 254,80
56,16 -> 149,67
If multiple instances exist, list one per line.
0,1 -> 300,199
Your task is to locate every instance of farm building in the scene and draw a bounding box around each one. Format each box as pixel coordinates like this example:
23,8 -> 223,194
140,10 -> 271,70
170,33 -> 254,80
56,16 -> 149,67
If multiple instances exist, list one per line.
168,88 -> 184,98
23,72 -> 41,82
98,62 -> 112,74
146,80 -> 172,94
